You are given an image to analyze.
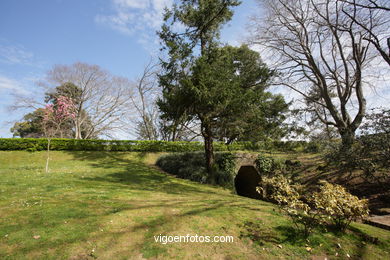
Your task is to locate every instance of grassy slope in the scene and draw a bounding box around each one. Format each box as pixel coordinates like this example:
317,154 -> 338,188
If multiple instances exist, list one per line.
0,151 -> 389,260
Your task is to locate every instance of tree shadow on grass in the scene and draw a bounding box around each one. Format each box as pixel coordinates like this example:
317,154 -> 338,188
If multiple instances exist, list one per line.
130,201 -> 237,232
274,225 -> 309,245
325,225 -> 384,258
347,225 -> 382,246
239,221 -> 281,246
65,151 -> 227,196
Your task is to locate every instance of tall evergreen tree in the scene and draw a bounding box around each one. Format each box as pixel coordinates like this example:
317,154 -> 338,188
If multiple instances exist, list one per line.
158,0 -> 241,175
158,1 -> 287,177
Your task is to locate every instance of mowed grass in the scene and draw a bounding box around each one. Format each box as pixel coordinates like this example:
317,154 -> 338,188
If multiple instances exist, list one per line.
0,151 -> 389,259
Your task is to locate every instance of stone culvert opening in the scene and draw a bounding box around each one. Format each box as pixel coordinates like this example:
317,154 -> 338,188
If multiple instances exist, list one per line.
234,166 -> 262,200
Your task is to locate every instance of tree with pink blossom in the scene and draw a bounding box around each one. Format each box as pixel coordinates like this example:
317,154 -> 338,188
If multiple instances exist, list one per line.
42,96 -> 76,173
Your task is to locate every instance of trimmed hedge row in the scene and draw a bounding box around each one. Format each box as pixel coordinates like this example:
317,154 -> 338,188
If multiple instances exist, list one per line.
0,138 -> 261,152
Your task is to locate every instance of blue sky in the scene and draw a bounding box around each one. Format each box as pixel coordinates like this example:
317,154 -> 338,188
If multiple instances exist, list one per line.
0,0 -> 259,138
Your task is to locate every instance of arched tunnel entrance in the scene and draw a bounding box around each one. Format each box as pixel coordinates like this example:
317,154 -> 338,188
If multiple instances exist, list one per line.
234,166 -> 262,200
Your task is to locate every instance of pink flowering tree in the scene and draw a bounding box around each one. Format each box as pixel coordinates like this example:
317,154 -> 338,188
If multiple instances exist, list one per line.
42,96 -> 76,173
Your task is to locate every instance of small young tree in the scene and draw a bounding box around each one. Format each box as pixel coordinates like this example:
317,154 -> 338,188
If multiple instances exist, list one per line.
41,62 -> 130,139
42,96 -> 76,173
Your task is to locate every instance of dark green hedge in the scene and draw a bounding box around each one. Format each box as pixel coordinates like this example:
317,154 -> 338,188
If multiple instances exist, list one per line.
0,138 -> 261,152
156,152 -> 236,188
0,138 -> 315,153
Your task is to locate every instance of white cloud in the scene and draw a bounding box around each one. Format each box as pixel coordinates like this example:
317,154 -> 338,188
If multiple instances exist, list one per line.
0,75 -> 30,95
96,0 -> 173,49
0,41 -> 47,68
96,0 -> 173,32
0,44 -> 34,65
113,0 -> 149,9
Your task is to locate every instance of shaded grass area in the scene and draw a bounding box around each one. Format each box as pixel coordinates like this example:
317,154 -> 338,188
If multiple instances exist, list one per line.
0,151 -> 389,259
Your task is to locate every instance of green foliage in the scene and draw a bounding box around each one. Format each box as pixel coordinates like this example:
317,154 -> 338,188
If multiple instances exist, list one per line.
46,82 -> 98,139
45,82 -> 82,105
257,175 -> 318,236
255,154 -> 288,175
359,108 -> 390,180
214,152 -> 237,186
158,44 -> 287,144
156,152 -> 208,183
304,142 -> 321,153
271,140 -> 309,152
12,82 -> 98,139
255,155 -> 274,174
158,0 -> 242,145
158,1 -> 288,174
156,152 -> 236,187
324,109 -> 390,182
324,142 -> 361,170
257,176 -> 369,236
313,181 -> 369,231
0,138 -> 322,154
0,138 -> 259,153
10,109 -> 46,138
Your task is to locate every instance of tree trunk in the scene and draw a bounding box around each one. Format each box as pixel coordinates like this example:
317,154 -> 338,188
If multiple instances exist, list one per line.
74,119 -> 80,139
339,128 -> 355,150
202,122 -> 215,181
45,138 -> 51,173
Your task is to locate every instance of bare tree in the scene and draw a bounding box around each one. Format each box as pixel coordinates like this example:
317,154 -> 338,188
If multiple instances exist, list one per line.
159,117 -> 201,141
340,0 -> 390,11
128,60 -> 161,140
340,0 -> 390,66
40,62 -> 131,139
250,0 -> 384,148
127,60 -> 201,141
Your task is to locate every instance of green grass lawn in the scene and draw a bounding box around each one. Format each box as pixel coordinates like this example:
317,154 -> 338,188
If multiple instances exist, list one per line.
0,151 -> 389,259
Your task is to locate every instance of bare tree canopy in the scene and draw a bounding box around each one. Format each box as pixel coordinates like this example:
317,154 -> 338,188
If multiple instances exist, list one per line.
340,0 -> 390,11
340,0 -> 390,66
249,0 -> 389,148
41,62 -> 131,139
128,60 -> 161,140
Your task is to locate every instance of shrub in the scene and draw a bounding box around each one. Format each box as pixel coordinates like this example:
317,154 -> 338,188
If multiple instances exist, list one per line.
156,152 -> 236,188
257,176 -> 369,235
255,155 -> 274,175
313,181 -> 369,231
323,109 -> 390,183
304,142 -> 321,153
285,159 -> 301,169
257,175 -> 320,236
359,109 -> 390,181
255,154 -> 288,175
0,138 -> 318,153
0,138 -> 261,153
214,153 -> 236,186
273,158 -> 287,173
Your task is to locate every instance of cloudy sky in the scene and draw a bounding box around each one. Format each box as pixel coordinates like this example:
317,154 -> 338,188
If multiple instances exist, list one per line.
0,0 -> 258,138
